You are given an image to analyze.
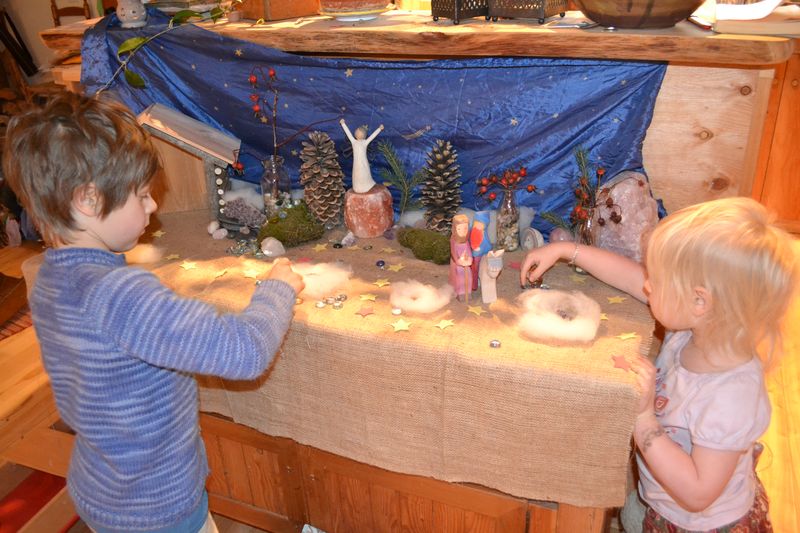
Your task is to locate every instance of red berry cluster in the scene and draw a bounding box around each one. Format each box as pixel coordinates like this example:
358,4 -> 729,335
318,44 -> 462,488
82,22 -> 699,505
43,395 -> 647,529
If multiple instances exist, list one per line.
245,66 -> 281,158
570,166 -> 622,226
475,166 -> 535,202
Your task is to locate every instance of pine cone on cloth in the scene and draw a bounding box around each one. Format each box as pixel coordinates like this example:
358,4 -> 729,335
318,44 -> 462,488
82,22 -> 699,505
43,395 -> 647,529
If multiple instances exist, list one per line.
420,139 -> 462,234
299,131 -> 345,227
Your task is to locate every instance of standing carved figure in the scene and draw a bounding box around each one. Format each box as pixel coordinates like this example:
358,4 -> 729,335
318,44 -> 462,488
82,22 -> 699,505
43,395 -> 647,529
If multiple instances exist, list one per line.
340,118 -> 384,193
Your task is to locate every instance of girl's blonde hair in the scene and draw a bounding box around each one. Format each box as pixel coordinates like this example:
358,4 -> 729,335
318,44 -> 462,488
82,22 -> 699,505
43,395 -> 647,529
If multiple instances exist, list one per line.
645,197 -> 797,366
2,92 -> 160,245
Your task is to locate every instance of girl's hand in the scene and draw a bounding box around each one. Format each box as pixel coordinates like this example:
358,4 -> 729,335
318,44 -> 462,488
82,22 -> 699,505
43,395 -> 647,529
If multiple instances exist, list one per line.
267,258 -> 305,295
631,355 -> 657,417
519,242 -> 569,287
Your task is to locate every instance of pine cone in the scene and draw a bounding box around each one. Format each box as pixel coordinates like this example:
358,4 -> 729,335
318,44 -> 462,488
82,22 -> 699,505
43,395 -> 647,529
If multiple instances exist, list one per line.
420,139 -> 462,234
299,131 -> 345,227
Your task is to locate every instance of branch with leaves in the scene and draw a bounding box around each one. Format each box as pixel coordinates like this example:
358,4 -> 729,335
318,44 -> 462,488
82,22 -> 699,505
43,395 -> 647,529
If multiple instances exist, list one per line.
376,140 -> 425,217
99,1 -> 240,93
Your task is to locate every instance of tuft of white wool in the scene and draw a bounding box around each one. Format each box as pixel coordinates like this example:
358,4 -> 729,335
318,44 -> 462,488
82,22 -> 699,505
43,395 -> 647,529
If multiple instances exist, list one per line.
517,289 -> 601,343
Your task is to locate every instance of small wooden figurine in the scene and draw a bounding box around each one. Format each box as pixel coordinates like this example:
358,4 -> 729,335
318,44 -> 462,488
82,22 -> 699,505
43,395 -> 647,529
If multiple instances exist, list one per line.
480,249 -> 505,304
449,214 -> 473,302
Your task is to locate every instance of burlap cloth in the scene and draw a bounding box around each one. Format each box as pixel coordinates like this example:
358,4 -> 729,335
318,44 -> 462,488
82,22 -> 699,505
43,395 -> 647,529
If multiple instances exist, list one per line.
148,210 -> 652,508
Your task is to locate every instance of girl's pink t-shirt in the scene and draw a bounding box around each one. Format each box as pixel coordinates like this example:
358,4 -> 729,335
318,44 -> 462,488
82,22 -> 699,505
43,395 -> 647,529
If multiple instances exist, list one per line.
637,330 -> 771,530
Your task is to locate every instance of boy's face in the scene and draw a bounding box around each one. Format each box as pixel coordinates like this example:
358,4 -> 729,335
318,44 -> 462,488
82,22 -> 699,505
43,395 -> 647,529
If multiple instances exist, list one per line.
88,185 -> 157,252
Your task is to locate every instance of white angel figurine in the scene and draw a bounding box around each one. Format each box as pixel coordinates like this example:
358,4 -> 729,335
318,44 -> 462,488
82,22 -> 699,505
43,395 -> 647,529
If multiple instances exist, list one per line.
340,118 -> 384,193
480,249 -> 505,304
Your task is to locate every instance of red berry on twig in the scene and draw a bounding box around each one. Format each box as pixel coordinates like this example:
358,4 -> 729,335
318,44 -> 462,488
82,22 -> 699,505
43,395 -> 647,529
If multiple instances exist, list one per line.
248,74 -> 257,85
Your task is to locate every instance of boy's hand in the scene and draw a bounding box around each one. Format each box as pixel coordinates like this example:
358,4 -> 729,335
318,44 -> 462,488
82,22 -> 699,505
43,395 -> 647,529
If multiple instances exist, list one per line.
267,258 -> 305,295
519,243 -> 568,287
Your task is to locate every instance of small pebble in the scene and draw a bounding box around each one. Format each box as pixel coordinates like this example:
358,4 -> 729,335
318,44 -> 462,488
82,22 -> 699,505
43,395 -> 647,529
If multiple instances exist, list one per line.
391,308 -> 402,315
333,243 -> 343,249
332,301 -> 343,310
363,244 -> 373,250
489,339 -> 501,348
315,301 -> 326,308
335,294 -> 347,302
324,297 -> 336,305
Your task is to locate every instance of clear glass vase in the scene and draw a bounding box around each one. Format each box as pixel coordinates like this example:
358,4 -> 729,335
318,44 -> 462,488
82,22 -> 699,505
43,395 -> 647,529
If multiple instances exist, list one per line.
260,155 -> 291,219
496,190 -> 519,252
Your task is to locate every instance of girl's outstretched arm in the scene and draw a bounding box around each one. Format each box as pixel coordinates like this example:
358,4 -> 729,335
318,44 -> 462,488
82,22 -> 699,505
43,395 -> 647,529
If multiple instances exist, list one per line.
520,242 -> 647,302
631,357 -> 742,512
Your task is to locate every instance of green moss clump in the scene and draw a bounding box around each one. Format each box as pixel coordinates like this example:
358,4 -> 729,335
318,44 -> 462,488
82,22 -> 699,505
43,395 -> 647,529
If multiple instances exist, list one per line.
257,203 -> 324,248
397,227 -> 450,265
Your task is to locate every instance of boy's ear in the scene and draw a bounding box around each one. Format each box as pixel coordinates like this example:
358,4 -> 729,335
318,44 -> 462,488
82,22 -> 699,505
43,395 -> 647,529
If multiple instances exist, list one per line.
73,183 -> 100,217
691,286 -> 713,317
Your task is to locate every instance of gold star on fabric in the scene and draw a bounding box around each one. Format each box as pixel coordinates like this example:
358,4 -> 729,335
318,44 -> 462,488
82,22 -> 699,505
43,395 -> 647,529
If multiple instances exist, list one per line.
435,319 -> 455,330
356,306 -> 374,318
214,269 -> 228,279
390,319 -> 411,332
348,245 -> 360,251
345,68 -> 354,77
510,118 -> 519,126
381,247 -> 396,254
260,116 -> 268,123
467,305 -> 486,316
616,332 -> 638,341
243,269 -> 260,279
313,243 -> 327,252
234,49 -> 243,56
373,279 -> 391,288
607,296 -> 627,304
600,313 -> 609,321
571,274 -> 587,284
291,149 -> 298,156
151,230 -> 166,238
360,293 -> 377,301
387,263 -> 405,272
612,355 -> 631,371
165,253 -> 180,261
180,261 -> 197,270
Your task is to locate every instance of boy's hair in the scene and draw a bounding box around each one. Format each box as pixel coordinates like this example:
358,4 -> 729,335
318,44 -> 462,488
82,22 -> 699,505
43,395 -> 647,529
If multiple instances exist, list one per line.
2,92 -> 160,245
645,197 -> 798,364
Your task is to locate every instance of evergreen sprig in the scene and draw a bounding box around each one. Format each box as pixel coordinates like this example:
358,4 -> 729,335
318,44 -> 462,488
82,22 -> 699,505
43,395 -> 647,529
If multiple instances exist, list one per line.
376,140 -> 425,217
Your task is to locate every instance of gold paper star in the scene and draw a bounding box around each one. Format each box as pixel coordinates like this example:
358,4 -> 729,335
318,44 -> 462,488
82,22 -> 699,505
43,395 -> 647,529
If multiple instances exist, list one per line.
345,68 -> 354,77
612,355 -> 631,371
435,319 -> 455,330
356,306 -> 374,318
571,274 -> 587,284
387,263 -> 405,272
381,247 -> 396,254
313,243 -> 327,252
180,261 -> 197,270
510,117 -> 519,126
600,313 -> 609,321
607,296 -> 627,304
234,49 -> 243,56
390,319 -> 411,332
151,230 -> 166,238
467,305 -> 486,316
243,269 -> 260,279
359,293 -> 377,301
373,279 -> 391,288
214,269 -> 228,279
616,332 -> 638,341
348,245 -> 360,251
260,116 -> 268,123
165,254 -> 180,261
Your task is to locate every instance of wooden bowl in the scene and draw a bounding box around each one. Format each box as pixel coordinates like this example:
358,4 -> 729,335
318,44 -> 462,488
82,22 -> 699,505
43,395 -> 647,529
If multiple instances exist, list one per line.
574,0 -> 704,28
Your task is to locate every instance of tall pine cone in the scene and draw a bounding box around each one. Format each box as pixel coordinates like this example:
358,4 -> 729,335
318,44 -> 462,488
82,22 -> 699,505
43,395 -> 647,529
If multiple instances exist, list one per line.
299,131 -> 345,227
420,139 -> 462,234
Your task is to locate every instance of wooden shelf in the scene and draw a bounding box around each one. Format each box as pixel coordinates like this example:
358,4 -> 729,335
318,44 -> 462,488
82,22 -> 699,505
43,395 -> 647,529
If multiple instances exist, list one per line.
40,10 -> 794,66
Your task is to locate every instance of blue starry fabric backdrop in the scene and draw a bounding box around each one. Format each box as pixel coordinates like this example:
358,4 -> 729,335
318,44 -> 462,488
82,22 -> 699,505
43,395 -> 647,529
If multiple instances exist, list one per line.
81,9 -> 667,235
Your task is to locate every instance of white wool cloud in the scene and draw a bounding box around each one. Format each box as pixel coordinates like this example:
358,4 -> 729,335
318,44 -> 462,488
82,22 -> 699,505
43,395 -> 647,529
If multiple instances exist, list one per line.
390,280 -> 454,314
517,289 -> 601,343
291,262 -> 353,300
223,183 -> 264,211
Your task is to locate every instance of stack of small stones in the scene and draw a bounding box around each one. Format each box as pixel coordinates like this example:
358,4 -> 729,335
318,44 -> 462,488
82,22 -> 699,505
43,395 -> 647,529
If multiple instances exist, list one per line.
314,294 -> 347,309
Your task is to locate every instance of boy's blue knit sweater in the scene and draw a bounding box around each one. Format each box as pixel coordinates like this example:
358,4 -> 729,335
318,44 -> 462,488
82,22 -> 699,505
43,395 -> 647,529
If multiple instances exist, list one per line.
30,247 -> 296,531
